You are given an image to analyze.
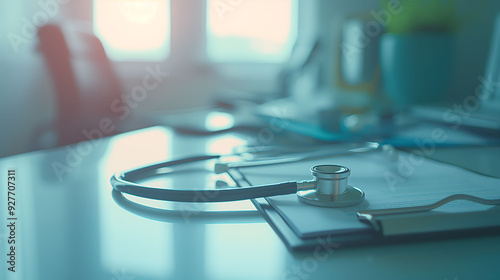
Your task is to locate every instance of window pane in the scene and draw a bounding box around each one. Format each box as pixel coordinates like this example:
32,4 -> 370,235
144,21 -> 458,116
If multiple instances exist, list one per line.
93,0 -> 170,61
206,0 -> 297,63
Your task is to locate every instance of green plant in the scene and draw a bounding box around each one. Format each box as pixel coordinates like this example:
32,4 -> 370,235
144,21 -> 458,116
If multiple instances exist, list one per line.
381,0 -> 460,33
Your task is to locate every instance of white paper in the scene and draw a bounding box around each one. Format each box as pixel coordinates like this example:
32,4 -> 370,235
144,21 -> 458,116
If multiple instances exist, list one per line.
239,150 -> 500,238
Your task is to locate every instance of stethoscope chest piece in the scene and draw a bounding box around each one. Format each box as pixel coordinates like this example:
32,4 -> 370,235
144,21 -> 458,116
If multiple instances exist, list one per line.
297,165 -> 365,208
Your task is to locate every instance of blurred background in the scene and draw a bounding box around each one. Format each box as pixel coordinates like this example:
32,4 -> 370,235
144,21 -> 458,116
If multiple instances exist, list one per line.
1,0 -> 500,157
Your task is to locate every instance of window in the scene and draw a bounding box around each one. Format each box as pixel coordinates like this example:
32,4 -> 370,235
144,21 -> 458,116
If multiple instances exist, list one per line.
93,0 -> 297,64
206,0 -> 298,63
93,0 -> 170,61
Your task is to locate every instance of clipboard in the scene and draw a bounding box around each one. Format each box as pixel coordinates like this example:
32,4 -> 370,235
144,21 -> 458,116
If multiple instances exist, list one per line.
228,150 -> 500,251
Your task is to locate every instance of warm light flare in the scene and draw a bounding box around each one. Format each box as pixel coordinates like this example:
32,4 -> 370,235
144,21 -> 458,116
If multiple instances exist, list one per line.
207,0 -> 297,62
94,0 -> 170,60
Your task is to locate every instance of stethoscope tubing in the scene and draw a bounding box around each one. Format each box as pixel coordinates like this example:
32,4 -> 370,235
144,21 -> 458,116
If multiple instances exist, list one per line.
110,142 -> 380,204
110,154 -> 298,202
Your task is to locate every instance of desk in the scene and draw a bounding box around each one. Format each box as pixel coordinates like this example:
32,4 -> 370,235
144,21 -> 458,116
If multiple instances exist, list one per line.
1,126 -> 499,280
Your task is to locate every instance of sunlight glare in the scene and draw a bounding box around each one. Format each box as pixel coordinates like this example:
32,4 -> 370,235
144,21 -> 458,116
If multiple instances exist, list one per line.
207,0 -> 297,62
94,0 -> 170,61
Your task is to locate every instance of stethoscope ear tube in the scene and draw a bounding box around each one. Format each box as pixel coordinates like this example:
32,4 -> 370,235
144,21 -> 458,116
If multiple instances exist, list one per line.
110,146 -> 373,206
111,173 -> 298,202
125,155 -> 221,179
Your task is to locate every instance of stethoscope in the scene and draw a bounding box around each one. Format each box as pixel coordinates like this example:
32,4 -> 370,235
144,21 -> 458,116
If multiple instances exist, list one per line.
110,142 -> 380,208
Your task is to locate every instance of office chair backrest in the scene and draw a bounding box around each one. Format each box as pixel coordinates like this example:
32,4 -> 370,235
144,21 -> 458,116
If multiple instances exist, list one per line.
38,24 -> 80,137
38,24 -> 122,146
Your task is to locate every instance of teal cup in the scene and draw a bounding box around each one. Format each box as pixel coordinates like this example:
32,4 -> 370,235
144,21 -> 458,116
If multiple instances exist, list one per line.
380,33 -> 455,108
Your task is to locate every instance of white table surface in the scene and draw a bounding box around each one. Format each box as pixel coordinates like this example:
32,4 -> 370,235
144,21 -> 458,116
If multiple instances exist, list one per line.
1,126 -> 499,280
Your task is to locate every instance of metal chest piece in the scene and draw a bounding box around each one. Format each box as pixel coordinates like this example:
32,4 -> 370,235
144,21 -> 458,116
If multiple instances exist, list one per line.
297,165 -> 365,207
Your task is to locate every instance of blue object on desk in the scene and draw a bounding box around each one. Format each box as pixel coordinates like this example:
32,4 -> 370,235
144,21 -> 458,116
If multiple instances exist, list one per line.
380,33 -> 455,107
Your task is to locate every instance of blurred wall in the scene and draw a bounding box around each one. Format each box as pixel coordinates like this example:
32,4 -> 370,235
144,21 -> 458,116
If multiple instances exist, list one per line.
0,0 -> 282,157
449,1 -> 500,101
0,1 -> 58,157
0,0 -> 499,157
313,0 -> 500,103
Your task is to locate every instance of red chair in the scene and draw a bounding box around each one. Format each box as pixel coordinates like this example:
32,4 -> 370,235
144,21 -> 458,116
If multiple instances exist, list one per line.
37,24 -> 123,146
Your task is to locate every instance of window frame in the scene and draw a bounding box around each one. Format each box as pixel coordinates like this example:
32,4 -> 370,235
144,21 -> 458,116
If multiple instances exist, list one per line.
98,0 -> 302,91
